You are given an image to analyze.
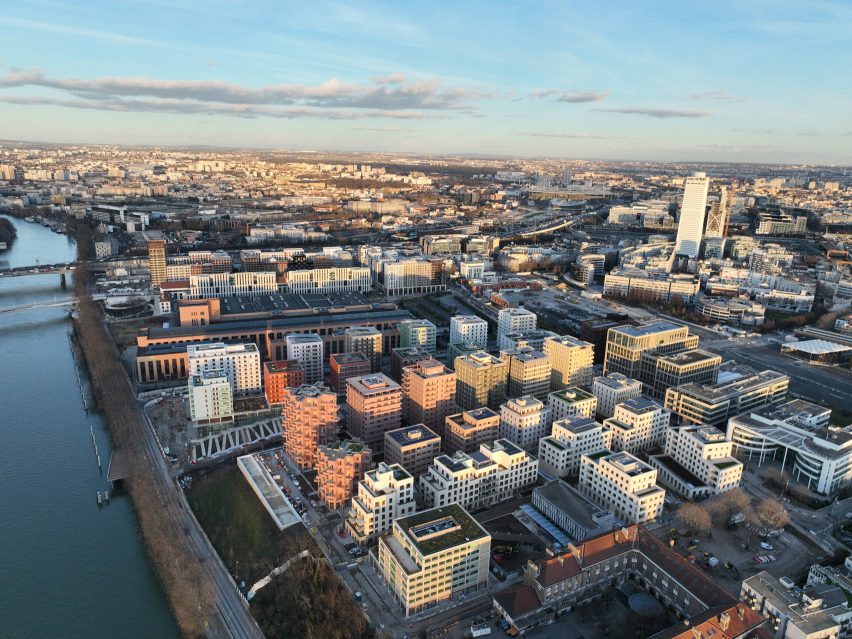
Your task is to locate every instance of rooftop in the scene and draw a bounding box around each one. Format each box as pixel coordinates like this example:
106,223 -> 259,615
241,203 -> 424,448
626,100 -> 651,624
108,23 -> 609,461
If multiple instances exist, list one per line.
385,424 -> 440,446
396,504 -> 490,555
609,320 -> 684,338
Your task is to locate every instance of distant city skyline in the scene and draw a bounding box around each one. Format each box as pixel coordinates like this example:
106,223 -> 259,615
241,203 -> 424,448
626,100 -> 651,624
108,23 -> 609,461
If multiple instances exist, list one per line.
1,0 -> 851,164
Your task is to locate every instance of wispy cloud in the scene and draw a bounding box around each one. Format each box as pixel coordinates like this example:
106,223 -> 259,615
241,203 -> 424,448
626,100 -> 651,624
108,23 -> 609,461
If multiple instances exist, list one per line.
352,126 -> 418,132
689,91 -> 745,103
594,107 -> 711,118
531,89 -> 609,103
517,131 -> 614,139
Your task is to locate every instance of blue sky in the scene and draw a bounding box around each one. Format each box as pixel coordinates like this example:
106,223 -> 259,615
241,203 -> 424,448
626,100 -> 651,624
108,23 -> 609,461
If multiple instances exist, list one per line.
1,0 -> 850,163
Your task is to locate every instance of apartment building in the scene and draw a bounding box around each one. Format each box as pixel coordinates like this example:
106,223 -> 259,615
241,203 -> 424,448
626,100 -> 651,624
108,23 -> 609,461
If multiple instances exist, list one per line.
497,307 -> 537,341
379,256 -> 446,297
649,425 -> 743,499
147,237 -> 167,289
450,315 -> 489,349
390,346 -> 433,383
186,342 -> 262,394
639,348 -> 721,399
538,416 -> 612,477
346,374 -> 403,455
263,360 -> 305,404
286,266 -> 371,294
448,341 -> 486,369
547,387 -> 598,422
344,326 -> 384,373
285,333 -> 325,384
346,462 -> 416,543
281,383 -> 339,469
384,425 -> 442,478
420,439 -> 538,511
398,319 -> 437,353
498,329 -> 560,353
579,450 -> 665,524
603,320 -> 698,378
602,397 -> 670,454
188,370 -> 234,423
375,504 -> 491,617
187,271 -> 278,299
592,373 -> 642,418
444,407 -> 500,455
329,352 -> 371,394
499,396 -> 551,451
543,335 -> 595,390
455,351 -> 508,411
315,439 -> 371,510
401,359 -> 456,436
665,369 -> 790,427
502,347 -> 551,400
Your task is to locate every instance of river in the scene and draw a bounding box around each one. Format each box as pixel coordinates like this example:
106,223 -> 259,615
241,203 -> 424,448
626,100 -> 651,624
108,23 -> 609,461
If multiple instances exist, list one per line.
0,216 -> 179,638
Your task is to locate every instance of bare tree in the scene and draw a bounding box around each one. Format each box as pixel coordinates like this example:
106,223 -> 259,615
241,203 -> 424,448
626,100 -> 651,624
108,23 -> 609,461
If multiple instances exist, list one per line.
756,498 -> 790,529
677,503 -> 713,537
707,489 -> 752,524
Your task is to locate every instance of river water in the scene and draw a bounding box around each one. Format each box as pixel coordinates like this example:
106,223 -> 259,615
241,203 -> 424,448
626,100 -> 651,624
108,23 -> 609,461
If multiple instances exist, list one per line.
0,217 -> 179,638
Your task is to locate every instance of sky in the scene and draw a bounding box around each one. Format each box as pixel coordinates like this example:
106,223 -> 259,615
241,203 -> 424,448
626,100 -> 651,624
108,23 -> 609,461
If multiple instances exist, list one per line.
0,0 -> 850,164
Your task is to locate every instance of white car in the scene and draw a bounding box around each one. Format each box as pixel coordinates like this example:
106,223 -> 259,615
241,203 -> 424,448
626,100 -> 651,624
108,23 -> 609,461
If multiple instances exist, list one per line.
760,542 -> 774,551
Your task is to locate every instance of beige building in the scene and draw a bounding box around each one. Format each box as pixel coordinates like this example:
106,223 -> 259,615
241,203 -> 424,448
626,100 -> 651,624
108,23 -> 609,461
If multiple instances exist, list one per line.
384,424 -> 442,478
401,359 -> 456,436
543,335 -> 595,390
501,347 -> 551,400
455,351 -> 508,411
375,504 -> 491,617
603,320 -> 698,378
538,416 -> 611,478
499,396 -> 551,451
316,439 -> 371,510
579,450 -> 665,524
346,462 -> 416,543
444,407 -> 500,454
346,374 -> 402,456
639,348 -> 721,399
281,383 -> 339,469
187,342 -> 262,395
188,370 -> 233,424
344,326 -> 384,373
602,397 -> 670,454
547,387 -> 598,422
147,237 -> 167,289
592,373 -> 642,418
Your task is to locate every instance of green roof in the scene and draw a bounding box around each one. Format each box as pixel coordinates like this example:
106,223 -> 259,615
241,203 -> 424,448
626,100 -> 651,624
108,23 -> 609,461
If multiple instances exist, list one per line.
397,504 -> 489,555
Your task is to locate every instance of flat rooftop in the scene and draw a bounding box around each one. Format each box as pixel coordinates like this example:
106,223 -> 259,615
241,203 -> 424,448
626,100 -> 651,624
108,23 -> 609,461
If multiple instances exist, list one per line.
534,480 -> 613,533
385,424 -> 441,446
397,504 -> 489,555
609,320 -> 683,338
237,454 -> 301,531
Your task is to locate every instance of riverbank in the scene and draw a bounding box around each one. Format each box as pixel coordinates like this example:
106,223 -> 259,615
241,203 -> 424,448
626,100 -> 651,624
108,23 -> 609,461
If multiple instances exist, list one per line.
0,217 -> 17,249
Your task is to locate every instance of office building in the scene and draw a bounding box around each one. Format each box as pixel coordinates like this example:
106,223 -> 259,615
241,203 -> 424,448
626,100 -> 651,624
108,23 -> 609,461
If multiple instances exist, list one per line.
603,320 -> 698,378
497,307 -> 537,340
543,335 -> 595,390
665,369 -> 790,427
188,370 -> 234,423
346,374 -> 403,455
147,237 -> 167,289
346,462 -> 416,544
390,346 -> 433,383
499,396 -> 551,451
580,314 -> 633,365
450,315 -> 488,349
376,504 -> 491,617
444,407 -> 500,455
502,347 -> 551,400
379,256 -> 446,297
187,342 -> 262,395
674,171 -> 710,259
263,360 -> 305,404
579,450 -> 665,524
281,383 -> 339,469
286,266 -> 371,294
398,319 -> 437,354
498,329 -> 560,353
315,439 -> 371,510
420,439 -> 538,511
592,373 -> 642,418
639,348 -> 721,399
455,351 -> 509,411
285,334 -> 325,384
547,387 -> 598,422
344,326 -> 384,373
447,341 -> 484,369
603,397 -> 670,454
384,425 -> 442,478
649,425 -> 742,500
401,359 -> 456,436
188,271 -> 278,299
538,416 -> 611,478
329,352 -> 371,394
531,480 -> 614,542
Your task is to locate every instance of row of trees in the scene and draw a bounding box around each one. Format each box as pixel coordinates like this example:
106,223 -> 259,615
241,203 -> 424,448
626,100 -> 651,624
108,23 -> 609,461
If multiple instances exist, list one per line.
676,489 -> 790,537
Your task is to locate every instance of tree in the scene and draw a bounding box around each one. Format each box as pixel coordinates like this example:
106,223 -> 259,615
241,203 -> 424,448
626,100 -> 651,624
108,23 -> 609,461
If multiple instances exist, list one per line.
756,498 -> 790,529
677,503 -> 713,536
707,489 -> 752,524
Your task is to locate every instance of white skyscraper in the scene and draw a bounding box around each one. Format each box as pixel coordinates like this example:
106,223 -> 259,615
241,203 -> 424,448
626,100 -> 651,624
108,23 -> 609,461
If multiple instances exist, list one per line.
674,172 -> 710,259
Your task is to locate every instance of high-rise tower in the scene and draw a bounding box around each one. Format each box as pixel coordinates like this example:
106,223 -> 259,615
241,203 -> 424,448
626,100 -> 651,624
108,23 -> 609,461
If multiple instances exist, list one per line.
673,172 -> 710,259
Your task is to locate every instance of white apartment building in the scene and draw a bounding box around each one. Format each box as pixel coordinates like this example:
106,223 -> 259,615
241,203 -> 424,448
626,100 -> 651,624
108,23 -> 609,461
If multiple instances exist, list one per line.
286,267 -> 372,294
649,425 -> 743,499
497,307 -> 537,339
375,504 -> 491,618
543,335 -> 595,390
674,172 -> 710,259
188,370 -> 234,423
345,462 -> 416,544
579,450 -> 665,524
460,261 -> 486,280
187,271 -> 278,299
547,387 -> 598,422
186,342 -> 261,394
285,333 -> 325,383
380,257 -> 445,297
450,315 -> 488,348
419,439 -> 538,511
538,416 -> 612,478
592,373 -> 642,418
499,396 -> 551,451
398,319 -> 437,353
603,397 -> 670,454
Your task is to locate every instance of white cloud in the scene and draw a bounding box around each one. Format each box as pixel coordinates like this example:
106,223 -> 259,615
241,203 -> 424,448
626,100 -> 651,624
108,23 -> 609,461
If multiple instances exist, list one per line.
530,89 -> 609,103
594,107 -> 711,118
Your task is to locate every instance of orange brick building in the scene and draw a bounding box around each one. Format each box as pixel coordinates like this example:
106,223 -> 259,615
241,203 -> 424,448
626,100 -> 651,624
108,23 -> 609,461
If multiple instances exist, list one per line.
329,352 -> 371,394
315,439 -> 371,509
264,360 -> 306,404
280,383 -> 338,469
